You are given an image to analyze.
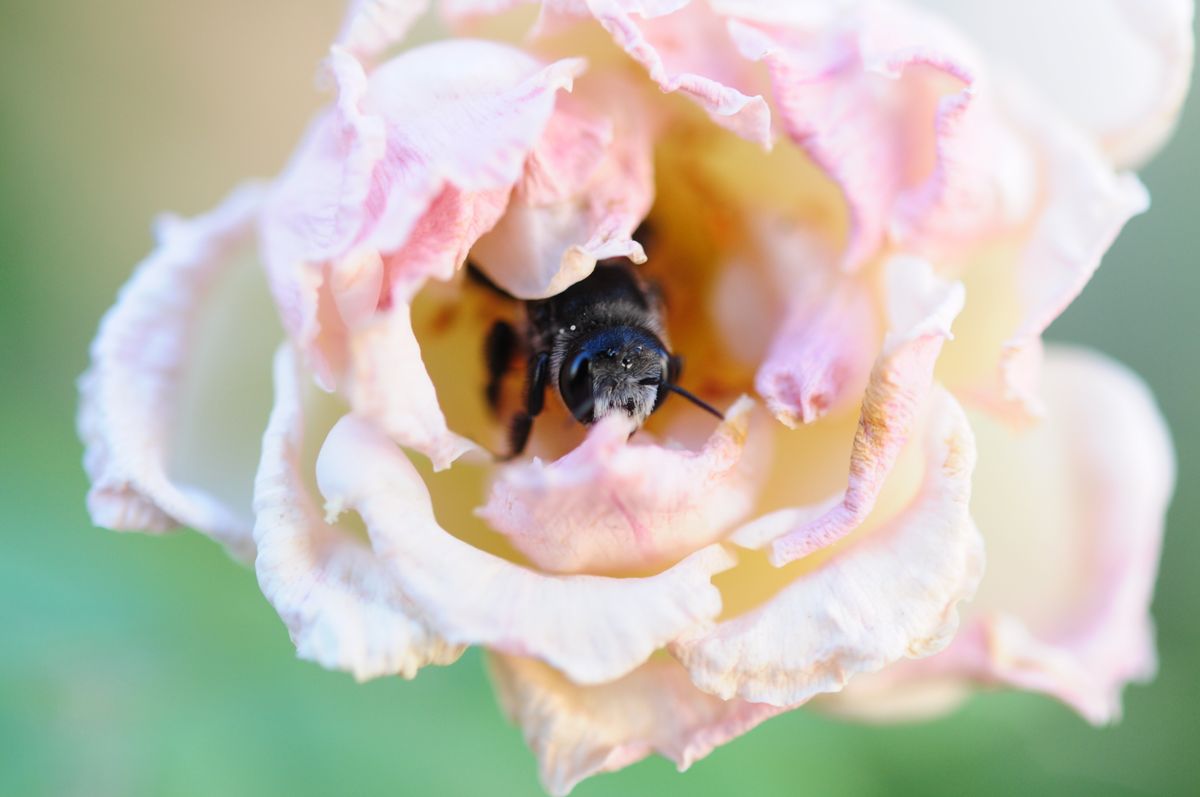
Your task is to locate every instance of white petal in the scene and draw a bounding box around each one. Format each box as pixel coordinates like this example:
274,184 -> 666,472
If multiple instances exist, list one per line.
79,183 -> 270,560
672,387 -> 984,706
253,346 -> 464,680
317,415 -> 737,684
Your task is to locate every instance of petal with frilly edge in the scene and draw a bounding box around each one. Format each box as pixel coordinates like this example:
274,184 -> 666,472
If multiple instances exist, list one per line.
990,87 -> 1148,420
821,346 -> 1174,725
754,255 -> 879,428
78,184 -> 269,561
470,76 -> 655,299
914,0 -> 1194,168
768,256 -> 964,566
726,4 -> 997,269
317,415 -> 736,684
672,387 -> 984,706
260,42 -> 586,382
491,653 -> 782,796
336,0 -> 429,61
253,346 -> 464,680
479,397 -> 761,575
344,302 -> 476,470
566,0 -> 773,147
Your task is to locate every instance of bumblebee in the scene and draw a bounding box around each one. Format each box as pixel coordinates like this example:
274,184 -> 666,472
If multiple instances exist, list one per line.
479,258 -> 722,458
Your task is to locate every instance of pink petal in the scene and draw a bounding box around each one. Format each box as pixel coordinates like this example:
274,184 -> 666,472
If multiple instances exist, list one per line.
820,346 -> 1174,724
336,0 -> 430,62
471,78 -> 656,299
253,347 -> 464,680
986,87 -> 1149,420
914,0 -> 1194,167
316,415 -> 737,684
479,397 -> 762,575
769,256 -> 964,566
491,653 -> 781,796
754,242 -> 879,427
672,387 -> 984,706
344,302 -> 477,471
571,0 -> 773,147
726,5 -> 993,269
78,184 -> 269,560
261,42 -> 585,380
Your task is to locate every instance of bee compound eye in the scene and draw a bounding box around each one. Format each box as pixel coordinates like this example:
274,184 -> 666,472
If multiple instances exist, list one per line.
560,352 -> 594,422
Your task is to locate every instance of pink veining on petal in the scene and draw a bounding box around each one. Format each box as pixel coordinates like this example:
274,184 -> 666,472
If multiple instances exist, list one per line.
725,3 -> 1013,269
78,183 -> 267,561
672,387 -> 984,706
470,78 -> 656,299
755,270 -> 878,428
253,346 -> 464,680
316,414 -> 737,684
491,652 -> 782,796
479,396 -> 762,575
260,41 -> 586,382
769,256 -> 964,566
336,0 -> 431,62
572,0 -> 773,148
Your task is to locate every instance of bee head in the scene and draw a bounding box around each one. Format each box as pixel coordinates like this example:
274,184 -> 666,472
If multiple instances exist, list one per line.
558,327 -> 669,426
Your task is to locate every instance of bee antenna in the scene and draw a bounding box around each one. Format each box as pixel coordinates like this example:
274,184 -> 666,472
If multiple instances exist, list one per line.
665,383 -> 724,421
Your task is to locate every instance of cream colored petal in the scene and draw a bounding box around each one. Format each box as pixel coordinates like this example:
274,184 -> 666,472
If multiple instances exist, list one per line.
817,346 -> 1173,725
944,83 -> 1150,422
479,397 -> 762,575
769,256 -> 964,565
253,347 -> 464,680
854,345 -> 1171,724
343,301 -> 476,471
914,0 -> 1194,167
491,653 -> 782,796
317,415 -> 737,684
672,387 -> 984,706
78,183 -> 270,561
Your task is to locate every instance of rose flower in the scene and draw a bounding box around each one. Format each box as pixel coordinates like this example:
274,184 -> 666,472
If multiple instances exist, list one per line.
80,0 -> 1189,793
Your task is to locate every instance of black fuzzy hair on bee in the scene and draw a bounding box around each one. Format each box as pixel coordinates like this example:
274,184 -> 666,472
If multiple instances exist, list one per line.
473,258 -> 722,458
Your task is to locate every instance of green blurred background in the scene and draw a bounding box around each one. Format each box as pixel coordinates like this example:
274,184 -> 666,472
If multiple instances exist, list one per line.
2,2 -> 1197,795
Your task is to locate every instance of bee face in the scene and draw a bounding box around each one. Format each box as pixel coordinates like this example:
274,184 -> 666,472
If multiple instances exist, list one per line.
558,327 -> 668,425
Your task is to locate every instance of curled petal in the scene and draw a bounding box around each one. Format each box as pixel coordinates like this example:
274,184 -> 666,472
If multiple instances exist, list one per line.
769,256 -> 964,565
577,0 -> 773,147
755,271 -> 878,427
672,387 -> 984,706
253,347 -> 464,680
479,397 -> 761,575
991,88 -> 1149,419
317,415 -> 737,684
491,653 -> 782,796
345,302 -> 476,471
78,183 -> 268,560
336,0 -> 430,62
915,0 -> 1194,167
261,42 -> 586,378
828,347 -> 1173,724
471,80 -> 655,299
727,5 -> 986,268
